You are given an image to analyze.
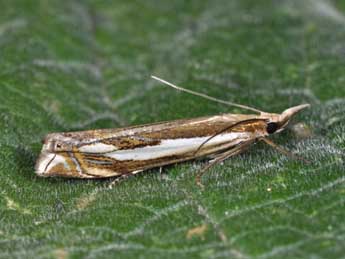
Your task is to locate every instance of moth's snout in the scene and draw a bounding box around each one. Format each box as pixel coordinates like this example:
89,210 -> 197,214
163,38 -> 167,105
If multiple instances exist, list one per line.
281,104 -> 310,118
277,104 -> 310,129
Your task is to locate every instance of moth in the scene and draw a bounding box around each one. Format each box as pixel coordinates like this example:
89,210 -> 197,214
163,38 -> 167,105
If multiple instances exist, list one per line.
35,76 -> 310,186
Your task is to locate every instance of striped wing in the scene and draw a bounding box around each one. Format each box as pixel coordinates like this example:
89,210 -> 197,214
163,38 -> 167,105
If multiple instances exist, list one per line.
36,114 -> 267,178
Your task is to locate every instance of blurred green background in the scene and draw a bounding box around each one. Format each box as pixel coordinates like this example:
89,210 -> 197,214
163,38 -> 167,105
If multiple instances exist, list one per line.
1,0 -> 344,258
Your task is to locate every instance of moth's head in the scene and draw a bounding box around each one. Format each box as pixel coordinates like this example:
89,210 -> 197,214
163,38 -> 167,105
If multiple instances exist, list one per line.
35,133 -> 82,178
264,104 -> 310,135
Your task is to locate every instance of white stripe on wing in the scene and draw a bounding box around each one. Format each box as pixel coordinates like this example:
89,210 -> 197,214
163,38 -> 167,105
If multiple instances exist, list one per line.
105,132 -> 249,161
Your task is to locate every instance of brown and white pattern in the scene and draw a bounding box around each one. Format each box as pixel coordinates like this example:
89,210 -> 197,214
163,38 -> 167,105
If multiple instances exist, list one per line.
35,104 -> 309,179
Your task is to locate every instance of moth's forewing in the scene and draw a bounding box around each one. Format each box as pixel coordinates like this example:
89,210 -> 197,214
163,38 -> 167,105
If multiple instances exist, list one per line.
36,114 -> 268,178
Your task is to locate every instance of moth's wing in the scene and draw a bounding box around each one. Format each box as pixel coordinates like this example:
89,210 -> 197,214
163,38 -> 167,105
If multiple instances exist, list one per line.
64,114 -> 259,142
73,115 -> 266,178
75,133 -> 204,177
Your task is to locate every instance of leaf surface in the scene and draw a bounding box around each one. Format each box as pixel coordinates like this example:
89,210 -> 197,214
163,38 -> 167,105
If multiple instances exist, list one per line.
1,0 -> 344,258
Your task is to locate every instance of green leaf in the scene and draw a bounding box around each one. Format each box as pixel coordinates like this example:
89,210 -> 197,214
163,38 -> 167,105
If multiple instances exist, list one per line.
1,0 -> 344,258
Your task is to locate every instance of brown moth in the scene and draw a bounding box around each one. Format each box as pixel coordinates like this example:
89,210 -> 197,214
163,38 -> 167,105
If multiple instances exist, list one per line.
35,76 -> 310,185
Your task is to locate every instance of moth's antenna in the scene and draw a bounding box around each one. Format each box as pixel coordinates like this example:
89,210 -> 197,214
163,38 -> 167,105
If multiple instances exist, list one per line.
151,75 -> 263,114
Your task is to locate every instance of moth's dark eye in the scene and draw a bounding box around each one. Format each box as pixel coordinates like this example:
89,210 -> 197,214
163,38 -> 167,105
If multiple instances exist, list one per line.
267,122 -> 278,134
56,143 -> 62,149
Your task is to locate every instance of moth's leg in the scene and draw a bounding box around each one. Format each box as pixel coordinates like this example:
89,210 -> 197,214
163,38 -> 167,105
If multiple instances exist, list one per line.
260,137 -> 310,164
158,167 -> 165,180
196,146 -> 245,188
205,150 -> 227,160
108,170 -> 142,189
193,119 -> 266,156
